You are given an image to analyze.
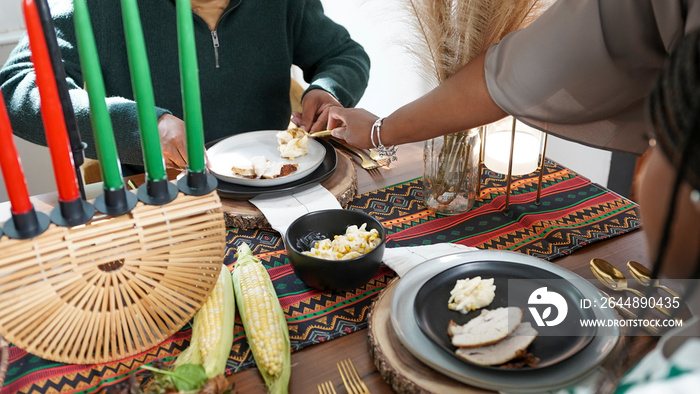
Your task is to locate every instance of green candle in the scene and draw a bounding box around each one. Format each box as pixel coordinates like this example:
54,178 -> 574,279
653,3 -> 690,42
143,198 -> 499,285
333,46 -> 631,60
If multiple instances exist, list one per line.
176,0 -> 205,173
73,0 -> 123,190
120,0 -> 166,182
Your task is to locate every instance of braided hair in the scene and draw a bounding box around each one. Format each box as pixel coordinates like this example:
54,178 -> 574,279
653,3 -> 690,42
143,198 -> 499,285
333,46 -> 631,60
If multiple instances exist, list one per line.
594,29 -> 700,394
647,28 -> 700,281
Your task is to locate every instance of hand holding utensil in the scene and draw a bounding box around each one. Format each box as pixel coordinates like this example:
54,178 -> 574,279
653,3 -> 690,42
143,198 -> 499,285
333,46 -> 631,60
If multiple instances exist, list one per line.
627,260 -> 682,299
308,129 -> 333,138
590,258 -> 672,317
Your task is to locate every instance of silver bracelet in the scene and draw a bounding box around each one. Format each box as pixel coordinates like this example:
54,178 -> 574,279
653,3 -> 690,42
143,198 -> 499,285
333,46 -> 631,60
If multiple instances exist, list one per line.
371,118 -> 398,166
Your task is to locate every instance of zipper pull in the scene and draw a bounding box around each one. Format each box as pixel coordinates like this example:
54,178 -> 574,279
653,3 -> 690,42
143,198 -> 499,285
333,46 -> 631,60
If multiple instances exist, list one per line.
211,30 -> 220,68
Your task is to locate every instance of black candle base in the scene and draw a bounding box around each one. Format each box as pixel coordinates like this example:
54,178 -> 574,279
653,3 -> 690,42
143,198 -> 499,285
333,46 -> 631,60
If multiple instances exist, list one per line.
51,198 -> 95,227
94,187 -> 139,216
4,208 -> 51,239
177,170 -> 217,196
137,179 -> 179,205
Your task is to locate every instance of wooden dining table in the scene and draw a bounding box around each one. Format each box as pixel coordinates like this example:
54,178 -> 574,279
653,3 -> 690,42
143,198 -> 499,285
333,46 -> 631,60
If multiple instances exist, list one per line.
0,141 -> 657,394
229,141 -> 657,394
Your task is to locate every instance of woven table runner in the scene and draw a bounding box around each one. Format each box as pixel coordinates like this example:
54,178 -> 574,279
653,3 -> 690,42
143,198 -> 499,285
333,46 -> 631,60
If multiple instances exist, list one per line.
1,160 -> 640,393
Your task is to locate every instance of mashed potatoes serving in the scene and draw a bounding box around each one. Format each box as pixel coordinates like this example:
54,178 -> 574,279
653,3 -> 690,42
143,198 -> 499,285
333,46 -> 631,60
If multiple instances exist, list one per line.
303,223 -> 381,260
277,128 -> 309,159
448,276 -> 496,313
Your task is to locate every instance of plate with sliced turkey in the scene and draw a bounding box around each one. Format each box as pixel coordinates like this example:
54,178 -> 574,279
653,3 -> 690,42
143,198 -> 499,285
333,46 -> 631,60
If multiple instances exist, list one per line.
413,261 -> 597,370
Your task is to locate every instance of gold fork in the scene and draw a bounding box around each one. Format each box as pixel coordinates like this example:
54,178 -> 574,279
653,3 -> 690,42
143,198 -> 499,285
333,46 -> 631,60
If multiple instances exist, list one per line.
338,358 -> 370,394
317,380 -> 337,394
330,139 -> 379,171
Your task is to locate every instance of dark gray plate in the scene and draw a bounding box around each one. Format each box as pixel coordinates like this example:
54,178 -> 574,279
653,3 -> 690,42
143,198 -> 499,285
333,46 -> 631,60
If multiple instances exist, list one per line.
414,261 -> 596,370
205,137 -> 336,200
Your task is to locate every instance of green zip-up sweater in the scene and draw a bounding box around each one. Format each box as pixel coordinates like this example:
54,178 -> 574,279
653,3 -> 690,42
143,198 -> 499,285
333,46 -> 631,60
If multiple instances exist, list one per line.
0,0 -> 370,169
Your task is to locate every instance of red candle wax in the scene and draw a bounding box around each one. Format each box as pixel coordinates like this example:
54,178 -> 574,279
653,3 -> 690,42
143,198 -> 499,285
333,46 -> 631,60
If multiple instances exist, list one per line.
23,0 -> 79,202
0,95 -> 33,214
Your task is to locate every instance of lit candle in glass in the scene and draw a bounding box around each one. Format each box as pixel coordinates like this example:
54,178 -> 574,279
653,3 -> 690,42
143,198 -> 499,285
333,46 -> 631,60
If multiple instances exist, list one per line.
483,118 -> 542,176
120,0 -> 167,183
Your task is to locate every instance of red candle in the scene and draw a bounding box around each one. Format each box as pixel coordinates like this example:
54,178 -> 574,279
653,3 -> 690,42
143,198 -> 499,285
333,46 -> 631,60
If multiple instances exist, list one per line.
0,95 -> 32,214
23,0 -> 79,202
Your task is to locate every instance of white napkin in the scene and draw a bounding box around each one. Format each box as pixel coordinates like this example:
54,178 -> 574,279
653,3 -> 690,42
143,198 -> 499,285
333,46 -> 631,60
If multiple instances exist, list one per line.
250,183 -> 341,236
251,185 -> 475,276
383,243 -> 477,277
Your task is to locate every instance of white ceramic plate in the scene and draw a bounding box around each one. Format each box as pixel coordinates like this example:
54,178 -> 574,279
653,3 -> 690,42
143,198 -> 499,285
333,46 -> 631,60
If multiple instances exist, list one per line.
207,130 -> 326,187
391,250 -> 620,393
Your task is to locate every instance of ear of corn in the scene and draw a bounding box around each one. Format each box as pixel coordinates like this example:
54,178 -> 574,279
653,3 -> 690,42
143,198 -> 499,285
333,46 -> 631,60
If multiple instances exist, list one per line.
233,243 -> 291,394
176,263 -> 235,379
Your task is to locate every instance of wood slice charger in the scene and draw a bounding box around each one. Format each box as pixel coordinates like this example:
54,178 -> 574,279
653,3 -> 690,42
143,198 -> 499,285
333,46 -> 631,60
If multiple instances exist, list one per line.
368,278 -> 491,393
220,149 -> 357,229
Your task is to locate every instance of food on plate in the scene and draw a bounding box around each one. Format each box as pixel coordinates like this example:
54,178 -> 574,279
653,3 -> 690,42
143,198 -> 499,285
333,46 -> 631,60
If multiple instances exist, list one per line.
231,156 -> 298,179
455,322 -> 539,366
448,306 -> 522,347
447,276 -> 496,313
302,223 -> 381,260
498,351 -> 540,369
233,243 -> 291,393
277,128 -> 309,159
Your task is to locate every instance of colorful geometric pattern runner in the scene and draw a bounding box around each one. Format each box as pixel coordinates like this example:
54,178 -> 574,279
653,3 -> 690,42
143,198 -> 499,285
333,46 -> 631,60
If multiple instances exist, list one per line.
1,160 -> 640,393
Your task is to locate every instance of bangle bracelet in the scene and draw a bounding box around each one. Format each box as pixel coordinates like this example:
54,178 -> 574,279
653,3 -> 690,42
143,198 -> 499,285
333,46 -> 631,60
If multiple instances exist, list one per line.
370,119 -> 380,149
371,117 -> 398,166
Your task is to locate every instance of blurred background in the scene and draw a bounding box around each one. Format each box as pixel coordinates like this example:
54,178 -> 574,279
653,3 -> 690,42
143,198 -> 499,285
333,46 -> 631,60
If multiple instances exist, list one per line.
0,0 -> 635,203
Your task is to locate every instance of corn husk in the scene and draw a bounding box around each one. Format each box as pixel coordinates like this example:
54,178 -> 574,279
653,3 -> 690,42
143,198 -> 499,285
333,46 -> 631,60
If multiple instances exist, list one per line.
232,243 -> 291,394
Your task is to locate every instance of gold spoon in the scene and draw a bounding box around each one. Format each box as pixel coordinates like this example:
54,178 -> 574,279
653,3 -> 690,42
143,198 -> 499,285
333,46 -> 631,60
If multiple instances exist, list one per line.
308,129 -> 332,138
627,260 -> 682,299
590,258 -> 672,317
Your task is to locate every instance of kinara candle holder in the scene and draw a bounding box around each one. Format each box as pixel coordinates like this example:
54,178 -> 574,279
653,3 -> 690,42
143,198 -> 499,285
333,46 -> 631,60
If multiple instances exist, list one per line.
0,190 -> 226,364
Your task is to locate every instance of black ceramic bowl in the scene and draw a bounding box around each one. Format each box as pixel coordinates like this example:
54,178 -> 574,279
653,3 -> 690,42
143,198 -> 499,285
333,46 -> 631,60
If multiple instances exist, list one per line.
285,209 -> 386,291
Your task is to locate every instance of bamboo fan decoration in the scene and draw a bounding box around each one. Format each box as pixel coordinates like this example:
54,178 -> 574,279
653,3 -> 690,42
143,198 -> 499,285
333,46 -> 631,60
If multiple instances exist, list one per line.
0,192 -> 226,364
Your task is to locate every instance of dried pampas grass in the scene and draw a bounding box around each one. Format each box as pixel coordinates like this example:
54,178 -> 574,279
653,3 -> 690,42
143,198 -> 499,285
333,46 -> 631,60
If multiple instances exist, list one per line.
406,0 -> 549,85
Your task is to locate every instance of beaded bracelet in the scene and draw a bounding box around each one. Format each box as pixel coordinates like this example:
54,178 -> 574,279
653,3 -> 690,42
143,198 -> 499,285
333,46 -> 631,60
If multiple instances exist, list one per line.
370,118 -> 398,166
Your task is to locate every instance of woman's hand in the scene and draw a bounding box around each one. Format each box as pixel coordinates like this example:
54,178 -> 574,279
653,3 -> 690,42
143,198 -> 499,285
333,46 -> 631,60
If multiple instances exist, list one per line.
327,107 -> 379,149
292,89 -> 342,133
157,113 -> 188,170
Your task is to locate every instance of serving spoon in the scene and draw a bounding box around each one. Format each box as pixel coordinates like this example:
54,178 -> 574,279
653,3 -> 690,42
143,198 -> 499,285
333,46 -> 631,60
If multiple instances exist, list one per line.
627,260 -> 682,299
590,258 -> 672,317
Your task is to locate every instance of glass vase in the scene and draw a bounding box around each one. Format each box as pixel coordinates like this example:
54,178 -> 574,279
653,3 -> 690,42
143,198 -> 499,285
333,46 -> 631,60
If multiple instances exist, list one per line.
422,128 -> 481,215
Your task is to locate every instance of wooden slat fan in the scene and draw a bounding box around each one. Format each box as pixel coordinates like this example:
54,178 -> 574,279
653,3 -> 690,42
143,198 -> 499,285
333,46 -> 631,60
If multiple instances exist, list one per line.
0,192 -> 226,364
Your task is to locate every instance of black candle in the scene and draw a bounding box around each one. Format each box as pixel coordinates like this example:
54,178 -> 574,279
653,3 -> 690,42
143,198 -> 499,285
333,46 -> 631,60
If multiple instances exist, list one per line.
34,0 -> 86,197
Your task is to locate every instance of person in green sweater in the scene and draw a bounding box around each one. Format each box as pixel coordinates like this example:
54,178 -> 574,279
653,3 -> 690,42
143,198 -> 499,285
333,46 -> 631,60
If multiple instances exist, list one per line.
0,0 -> 370,172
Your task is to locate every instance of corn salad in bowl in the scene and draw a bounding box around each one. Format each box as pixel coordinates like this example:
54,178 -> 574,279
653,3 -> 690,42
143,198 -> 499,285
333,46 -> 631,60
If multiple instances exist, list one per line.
303,223 -> 381,260
285,209 -> 386,291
